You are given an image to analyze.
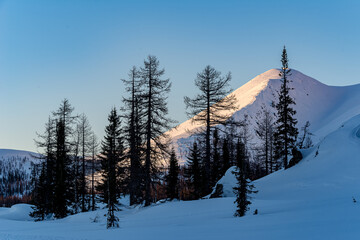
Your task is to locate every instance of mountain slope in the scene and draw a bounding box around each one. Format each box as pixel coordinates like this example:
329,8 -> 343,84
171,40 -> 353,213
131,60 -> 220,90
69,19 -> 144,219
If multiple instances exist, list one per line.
0,115 -> 359,239
0,149 -> 39,203
168,69 -> 360,162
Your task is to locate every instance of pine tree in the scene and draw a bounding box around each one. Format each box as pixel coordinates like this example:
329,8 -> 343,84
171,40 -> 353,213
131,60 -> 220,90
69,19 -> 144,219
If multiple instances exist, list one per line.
166,150 -> 179,200
31,117 -> 56,220
30,161 -> 47,221
222,138 -> 231,175
97,108 -> 123,228
185,142 -> 202,199
52,99 -> 78,218
274,46 -> 298,169
139,55 -> 174,206
184,65 -> 236,194
233,140 -> 257,217
122,66 -> 144,206
210,128 -> 221,185
53,119 -> 71,218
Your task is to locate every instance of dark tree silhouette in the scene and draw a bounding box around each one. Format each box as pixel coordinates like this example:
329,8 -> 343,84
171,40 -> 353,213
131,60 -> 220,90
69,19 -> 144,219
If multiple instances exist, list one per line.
139,55 -> 174,206
274,47 -> 298,169
184,65 -> 236,194
122,66 -> 144,205
166,149 -> 179,200
97,108 -> 123,228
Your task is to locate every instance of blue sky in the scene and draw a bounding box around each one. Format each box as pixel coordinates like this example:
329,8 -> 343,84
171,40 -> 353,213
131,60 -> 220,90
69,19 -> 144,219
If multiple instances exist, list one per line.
0,0 -> 359,152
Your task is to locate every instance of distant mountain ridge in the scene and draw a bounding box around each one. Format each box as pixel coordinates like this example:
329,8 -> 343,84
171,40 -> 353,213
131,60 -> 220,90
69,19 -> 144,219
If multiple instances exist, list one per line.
0,149 -> 39,205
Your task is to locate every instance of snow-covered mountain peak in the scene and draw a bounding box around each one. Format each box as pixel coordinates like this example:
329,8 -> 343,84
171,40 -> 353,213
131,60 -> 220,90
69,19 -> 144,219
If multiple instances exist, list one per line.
167,68 -> 360,164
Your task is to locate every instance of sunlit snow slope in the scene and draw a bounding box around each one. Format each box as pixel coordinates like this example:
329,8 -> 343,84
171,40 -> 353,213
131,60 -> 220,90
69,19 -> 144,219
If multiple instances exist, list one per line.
168,69 -> 360,163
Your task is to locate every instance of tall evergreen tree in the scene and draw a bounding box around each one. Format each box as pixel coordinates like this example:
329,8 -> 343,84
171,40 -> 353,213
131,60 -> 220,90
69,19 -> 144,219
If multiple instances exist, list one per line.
53,119 -> 71,218
210,128 -> 221,185
222,138 -> 230,175
274,46 -> 298,169
97,108 -> 123,228
185,142 -> 202,199
184,65 -> 236,194
233,140 -> 257,217
139,55 -> 174,206
31,117 -> 56,220
166,150 -> 179,200
52,99 -> 77,218
122,66 -> 144,206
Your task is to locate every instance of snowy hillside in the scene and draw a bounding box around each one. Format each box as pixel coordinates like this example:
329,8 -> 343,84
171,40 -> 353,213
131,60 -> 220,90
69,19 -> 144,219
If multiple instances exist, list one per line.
168,69 -> 360,163
0,149 -> 39,161
0,114 -> 359,239
0,149 -> 39,204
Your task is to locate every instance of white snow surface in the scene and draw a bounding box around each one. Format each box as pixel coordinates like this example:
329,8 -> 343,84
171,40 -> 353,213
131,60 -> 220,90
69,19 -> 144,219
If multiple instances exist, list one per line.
1,114 -> 360,239
0,149 -> 39,163
209,166 -> 237,198
168,69 -> 360,163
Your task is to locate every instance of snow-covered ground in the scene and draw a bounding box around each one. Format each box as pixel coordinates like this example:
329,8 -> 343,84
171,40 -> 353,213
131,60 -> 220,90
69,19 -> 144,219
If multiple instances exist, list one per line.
1,114 -> 359,239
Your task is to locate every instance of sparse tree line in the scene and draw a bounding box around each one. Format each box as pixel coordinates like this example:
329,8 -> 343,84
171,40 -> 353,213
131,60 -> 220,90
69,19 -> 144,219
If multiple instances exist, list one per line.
30,47 -> 313,227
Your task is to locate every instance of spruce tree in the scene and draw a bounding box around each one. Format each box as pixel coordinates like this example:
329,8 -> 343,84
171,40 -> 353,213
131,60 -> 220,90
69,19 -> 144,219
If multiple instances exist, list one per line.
166,150 -> 179,200
31,117 -> 56,220
222,138 -> 230,175
53,119 -> 71,218
274,46 -> 298,169
139,55 -> 174,206
97,108 -> 123,228
185,142 -> 202,199
184,65 -> 237,194
233,140 -> 257,217
210,128 -> 221,185
53,99 -> 78,218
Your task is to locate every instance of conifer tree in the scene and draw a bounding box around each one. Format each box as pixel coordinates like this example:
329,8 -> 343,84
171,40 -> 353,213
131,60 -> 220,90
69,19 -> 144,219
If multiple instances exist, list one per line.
255,106 -> 275,175
166,150 -> 179,200
234,140 -> 257,217
185,142 -> 202,199
53,119 -> 71,218
52,99 -> 77,218
97,108 -> 123,228
122,66 -> 144,205
274,46 -> 298,169
210,128 -> 221,185
30,161 -> 47,221
139,55 -> 174,206
89,132 -> 99,211
184,65 -> 236,194
77,114 -> 92,212
221,138 -> 231,174
31,117 -> 56,220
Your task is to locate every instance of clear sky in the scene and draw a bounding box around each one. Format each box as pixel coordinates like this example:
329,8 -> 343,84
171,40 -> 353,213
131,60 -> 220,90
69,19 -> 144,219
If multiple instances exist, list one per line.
0,0 -> 359,152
